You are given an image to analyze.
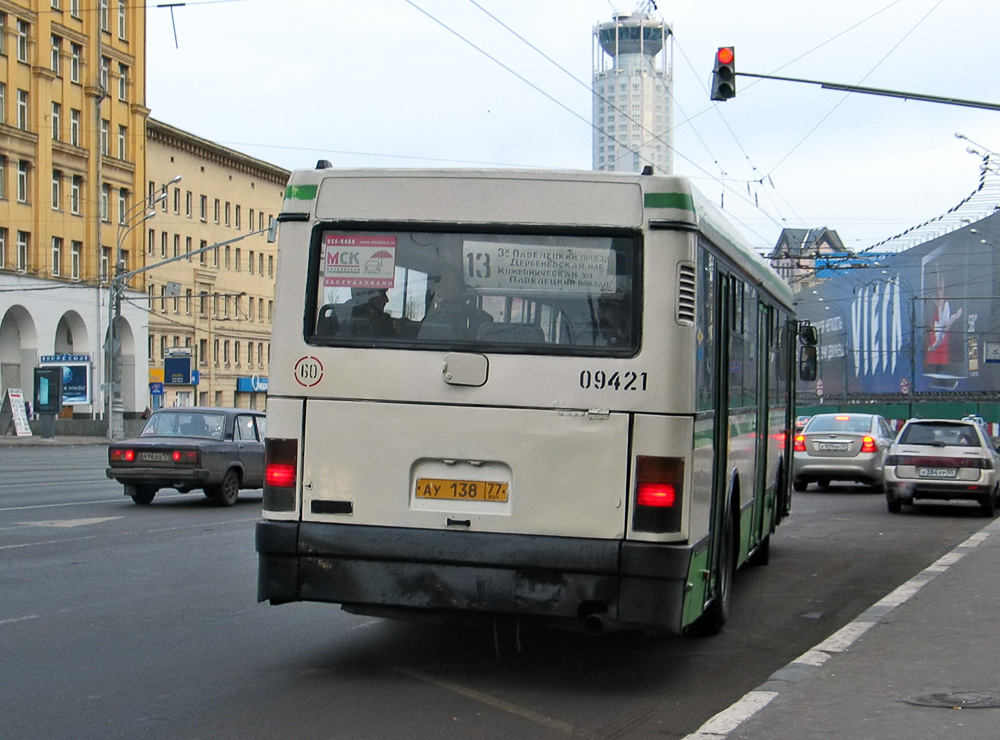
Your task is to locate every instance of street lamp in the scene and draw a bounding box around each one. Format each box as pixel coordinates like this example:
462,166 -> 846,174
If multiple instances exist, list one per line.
106,176 -> 180,439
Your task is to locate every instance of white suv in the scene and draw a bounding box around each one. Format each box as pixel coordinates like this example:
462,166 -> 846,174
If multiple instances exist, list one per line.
883,419 -> 1000,516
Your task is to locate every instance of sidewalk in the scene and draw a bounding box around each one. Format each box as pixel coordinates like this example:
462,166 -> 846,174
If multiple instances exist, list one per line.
686,517 -> 1000,740
0,434 -> 109,447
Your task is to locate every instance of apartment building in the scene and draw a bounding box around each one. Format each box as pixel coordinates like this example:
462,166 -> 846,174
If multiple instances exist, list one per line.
0,0 -> 149,420
145,119 -> 288,411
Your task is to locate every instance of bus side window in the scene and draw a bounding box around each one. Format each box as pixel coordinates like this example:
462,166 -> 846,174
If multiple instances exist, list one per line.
317,304 -> 339,336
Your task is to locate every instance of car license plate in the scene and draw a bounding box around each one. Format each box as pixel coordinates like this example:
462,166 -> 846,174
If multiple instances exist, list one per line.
816,442 -> 848,452
138,451 -> 171,462
415,478 -> 509,502
918,467 -> 958,479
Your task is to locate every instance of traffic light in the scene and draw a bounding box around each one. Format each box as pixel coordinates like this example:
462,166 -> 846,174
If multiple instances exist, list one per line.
711,47 -> 736,101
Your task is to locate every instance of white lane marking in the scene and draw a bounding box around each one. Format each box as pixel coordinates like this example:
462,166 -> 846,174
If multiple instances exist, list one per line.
22,517 -> 122,528
686,691 -> 780,738
0,517 -> 258,551
395,667 -> 576,735
0,615 -> 40,627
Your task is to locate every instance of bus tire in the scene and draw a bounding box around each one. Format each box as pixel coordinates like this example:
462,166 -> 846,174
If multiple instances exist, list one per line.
748,535 -> 770,566
692,508 -> 736,636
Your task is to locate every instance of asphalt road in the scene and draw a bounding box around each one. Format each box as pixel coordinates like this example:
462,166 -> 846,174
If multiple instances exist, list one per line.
0,444 -> 991,739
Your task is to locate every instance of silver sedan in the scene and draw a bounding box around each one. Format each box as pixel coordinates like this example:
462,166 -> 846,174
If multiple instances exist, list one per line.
792,413 -> 896,491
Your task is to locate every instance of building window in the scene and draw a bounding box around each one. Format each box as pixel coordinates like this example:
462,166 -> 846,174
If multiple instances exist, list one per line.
235,248 -> 241,272
173,187 -> 180,214
51,170 -> 62,210
118,125 -> 127,160
185,236 -> 192,261
213,339 -> 219,365
173,233 -> 179,258
235,205 -> 241,230
101,247 -> 110,282
0,14 -> 6,56
268,255 -> 273,277
199,194 -> 207,221
199,291 -> 207,316
118,1 -> 127,39
17,231 -> 29,272
234,341 -> 241,367
0,228 -> 5,269
147,228 -> 154,256
70,0 -> 80,18
51,237 -> 62,276
17,21 -> 29,63
224,202 -> 231,226
99,0 -> 109,32
71,241 -> 81,279
101,120 -> 110,155
224,245 -> 230,269
199,239 -> 207,265
199,339 -> 207,366
70,175 -> 82,214
100,56 -> 110,91
51,35 -> 63,76
51,102 -> 61,141
70,43 -> 82,83
17,161 -> 29,203
248,250 -> 254,274
213,199 -> 220,224
185,288 -> 192,314
70,109 -> 81,146
16,89 -> 28,130
118,189 -> 128,224
0,157 -> 6,200
185,191 -> 192,218
100,183 -> 110,221
259,253 -> 264,275
223,340 -> 230,365
0,83 -> 5,125
247,296 -> 255,322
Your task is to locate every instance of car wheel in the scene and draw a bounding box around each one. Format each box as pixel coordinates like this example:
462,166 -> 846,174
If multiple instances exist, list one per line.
886,490 -> 901,514
211,469 -> 241,507
981,487 -> 996,518
130,485 -> 156,505
817,478 -> 831,490
793,479 -> 808,492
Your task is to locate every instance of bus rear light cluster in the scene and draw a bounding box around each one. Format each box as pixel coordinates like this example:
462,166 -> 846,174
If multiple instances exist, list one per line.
633,455 -> 684,533
263,438 -> 299,512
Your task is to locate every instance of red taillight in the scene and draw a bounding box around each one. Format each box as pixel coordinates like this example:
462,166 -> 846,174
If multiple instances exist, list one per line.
172,449 -> 199,464
861,436 -> 877,454
110,448 -> 135,462
794,434 -> 806,452
637,482 -> 677,508
633,456 -> 684,533
263,438 -> 298,512
265,463 -> 296,488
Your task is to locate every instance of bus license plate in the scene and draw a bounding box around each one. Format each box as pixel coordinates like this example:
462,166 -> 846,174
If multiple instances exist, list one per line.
918,467 -> 958,479
415,478 -> 509,502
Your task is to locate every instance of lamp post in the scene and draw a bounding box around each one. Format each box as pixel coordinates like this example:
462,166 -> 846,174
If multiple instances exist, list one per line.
106,176 -> 180,439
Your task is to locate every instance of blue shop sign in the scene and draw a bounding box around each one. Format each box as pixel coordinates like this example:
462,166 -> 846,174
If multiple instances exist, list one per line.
236,375 -> 269,393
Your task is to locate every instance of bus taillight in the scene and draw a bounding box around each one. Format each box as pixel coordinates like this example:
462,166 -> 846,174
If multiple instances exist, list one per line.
263,438 -> 298,512
633,456 -> 684,533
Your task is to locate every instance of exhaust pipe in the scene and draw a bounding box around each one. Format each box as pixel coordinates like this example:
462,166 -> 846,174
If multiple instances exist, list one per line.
583,613 -> 607,636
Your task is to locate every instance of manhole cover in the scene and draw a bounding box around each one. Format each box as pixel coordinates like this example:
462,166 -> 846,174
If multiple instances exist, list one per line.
903,692 -> 1000,709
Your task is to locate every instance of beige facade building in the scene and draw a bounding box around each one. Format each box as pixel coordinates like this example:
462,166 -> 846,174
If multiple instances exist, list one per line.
145,119 -> 288,411
0,0 -> 149,420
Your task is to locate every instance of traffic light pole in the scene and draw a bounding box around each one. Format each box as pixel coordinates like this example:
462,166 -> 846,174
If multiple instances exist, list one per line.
736,72 -> 1000,112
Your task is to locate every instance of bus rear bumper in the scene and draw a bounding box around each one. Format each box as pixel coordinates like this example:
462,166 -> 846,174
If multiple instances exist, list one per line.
256,521 -> 693,633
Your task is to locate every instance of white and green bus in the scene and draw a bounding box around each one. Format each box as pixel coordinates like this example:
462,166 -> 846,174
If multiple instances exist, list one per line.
257,166 -> 804,635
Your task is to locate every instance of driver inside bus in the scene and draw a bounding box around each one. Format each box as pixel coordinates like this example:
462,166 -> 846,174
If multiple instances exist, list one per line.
346,288 -> 395,337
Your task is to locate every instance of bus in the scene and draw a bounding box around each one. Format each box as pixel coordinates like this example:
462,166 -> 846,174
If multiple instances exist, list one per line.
256,166 -> 804,636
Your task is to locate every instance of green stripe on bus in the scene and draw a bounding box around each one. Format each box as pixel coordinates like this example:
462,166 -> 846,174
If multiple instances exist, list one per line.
644,192 -> 695,211
285,184 -> 318,201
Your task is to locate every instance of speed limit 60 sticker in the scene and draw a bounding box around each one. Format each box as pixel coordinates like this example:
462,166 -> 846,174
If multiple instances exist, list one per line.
294,356 -> 324,387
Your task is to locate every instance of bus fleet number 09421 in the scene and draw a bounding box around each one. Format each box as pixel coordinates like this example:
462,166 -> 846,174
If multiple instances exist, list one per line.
579,370 -> 648,391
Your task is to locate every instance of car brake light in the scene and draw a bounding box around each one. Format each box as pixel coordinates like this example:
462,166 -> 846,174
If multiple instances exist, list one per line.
172,450 -> 199,464
633,455 -> 684,533
794,434 -> 806,452
861,436 -> 877,454
109,448 -> 135,462
264,438 -> 298,512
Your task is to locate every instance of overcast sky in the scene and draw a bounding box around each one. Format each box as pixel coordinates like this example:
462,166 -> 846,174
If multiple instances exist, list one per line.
145,0 -> 1000,254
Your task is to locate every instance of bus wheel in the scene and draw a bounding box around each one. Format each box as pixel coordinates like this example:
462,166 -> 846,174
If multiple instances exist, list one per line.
748,535 -> 770,566
693,510 -> 735,636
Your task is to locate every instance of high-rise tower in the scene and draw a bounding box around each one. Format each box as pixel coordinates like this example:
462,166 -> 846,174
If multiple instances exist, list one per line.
592,8 -> 673,174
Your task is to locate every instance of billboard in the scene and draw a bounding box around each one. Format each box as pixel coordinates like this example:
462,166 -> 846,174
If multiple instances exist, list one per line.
796,214 -> 1000,398
39,354 -> 91,405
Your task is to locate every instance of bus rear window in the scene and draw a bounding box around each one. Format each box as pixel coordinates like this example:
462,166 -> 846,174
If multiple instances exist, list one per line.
309,230 -> 638,355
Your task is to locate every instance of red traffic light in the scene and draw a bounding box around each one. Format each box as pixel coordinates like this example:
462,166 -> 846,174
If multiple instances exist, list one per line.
717,47 -> 734,65
711,46 -> 736,101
